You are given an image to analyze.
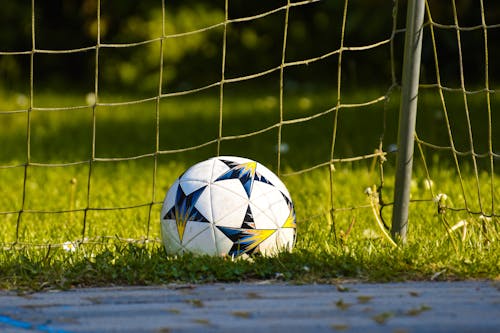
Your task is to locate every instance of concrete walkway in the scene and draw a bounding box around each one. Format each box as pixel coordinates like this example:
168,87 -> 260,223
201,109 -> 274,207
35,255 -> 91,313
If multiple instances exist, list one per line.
0,281 -> 499,333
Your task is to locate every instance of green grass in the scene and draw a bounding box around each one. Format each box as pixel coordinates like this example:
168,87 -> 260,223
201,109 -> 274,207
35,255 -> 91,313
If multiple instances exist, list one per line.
0,87 -> 499,290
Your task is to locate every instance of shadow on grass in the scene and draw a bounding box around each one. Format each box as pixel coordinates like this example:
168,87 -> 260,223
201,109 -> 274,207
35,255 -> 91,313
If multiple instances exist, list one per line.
2,86 -> 497,173
1,92 -> 399,172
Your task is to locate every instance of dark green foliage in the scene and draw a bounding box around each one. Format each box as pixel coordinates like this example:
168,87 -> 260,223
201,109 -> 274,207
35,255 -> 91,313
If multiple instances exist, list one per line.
1,1 -> 499,92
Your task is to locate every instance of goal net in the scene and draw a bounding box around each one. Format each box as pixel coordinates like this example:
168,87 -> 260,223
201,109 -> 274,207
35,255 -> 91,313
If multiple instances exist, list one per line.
0,0 -> 497,249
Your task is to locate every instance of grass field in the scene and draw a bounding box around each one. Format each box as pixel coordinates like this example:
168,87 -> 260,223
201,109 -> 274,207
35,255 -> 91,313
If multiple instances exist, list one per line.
0,86 -> 499,290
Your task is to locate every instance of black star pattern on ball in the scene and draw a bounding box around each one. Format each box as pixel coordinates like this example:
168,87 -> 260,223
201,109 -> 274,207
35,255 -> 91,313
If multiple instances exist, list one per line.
164,185 -> 209,242
216,205 -> 274,257
217,225 -> 276,257
281,192 -> 296,229
215,159 -> 274,198
242,205 -> 256,229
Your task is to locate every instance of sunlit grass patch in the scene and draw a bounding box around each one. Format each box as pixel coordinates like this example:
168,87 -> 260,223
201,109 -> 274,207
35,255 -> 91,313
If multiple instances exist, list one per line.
0,89 -> 498,290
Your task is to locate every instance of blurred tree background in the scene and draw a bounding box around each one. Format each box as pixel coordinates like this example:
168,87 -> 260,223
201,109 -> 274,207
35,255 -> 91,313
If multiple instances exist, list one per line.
1,0 -> 498,94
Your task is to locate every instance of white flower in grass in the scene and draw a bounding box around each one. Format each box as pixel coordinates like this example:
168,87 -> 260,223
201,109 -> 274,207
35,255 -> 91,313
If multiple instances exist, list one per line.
362,228 -> 379,239
423,179 -> 434,190
62,241 -> 77,252
434,193 -> 448,214
85,92 -> 96,106
433,193 -> 448,203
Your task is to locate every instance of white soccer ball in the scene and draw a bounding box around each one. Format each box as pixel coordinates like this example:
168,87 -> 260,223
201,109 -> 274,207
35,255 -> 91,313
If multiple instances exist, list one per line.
160,156 -> 296,257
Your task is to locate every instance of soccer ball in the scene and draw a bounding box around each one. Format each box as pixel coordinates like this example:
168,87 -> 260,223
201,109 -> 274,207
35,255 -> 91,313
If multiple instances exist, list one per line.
160,156 -> 296,257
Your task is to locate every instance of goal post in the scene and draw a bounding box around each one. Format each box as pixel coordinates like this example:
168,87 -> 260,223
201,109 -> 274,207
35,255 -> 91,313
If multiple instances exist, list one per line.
391,0 -> 426,243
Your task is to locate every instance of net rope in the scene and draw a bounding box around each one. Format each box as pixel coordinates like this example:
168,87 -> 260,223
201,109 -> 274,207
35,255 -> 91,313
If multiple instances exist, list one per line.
415,0 -> 498,220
